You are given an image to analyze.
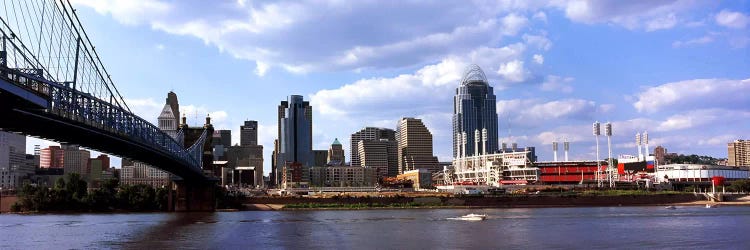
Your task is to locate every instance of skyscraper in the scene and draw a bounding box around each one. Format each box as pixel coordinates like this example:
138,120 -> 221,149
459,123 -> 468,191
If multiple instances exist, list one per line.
350,127 -> 396,167
358,139 -> 398,177
275,95 -> 313,185
62,144 -> 90,176
453,64 -> 498,158
396,117 -> 439,174
728,140 -> 750,166
327,138 -> 345,166
166,91 -> 180,124
212,130 -> 231,161
0,131 -> 25,170
40,146 -> 64,168
240,120 -> 258,146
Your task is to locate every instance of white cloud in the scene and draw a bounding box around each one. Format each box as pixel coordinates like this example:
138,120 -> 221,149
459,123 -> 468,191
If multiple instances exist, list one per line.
716,9 -> 749,29
550,0 -> 696,31
72,0 -> 711,75
180,105 -> 229,128
497,98 -> 599,128
155,44 -> 165,50
533,11 -> 548,23
497,60 -> 529,82
255,61 -> 270,76
632,78 -> 750,113
533,54 -> 544,64
656,109 -> 750,132
71,0 -> 170,25
73,1 -> 537,74
672,35 -> 714,48
523,34 -> 552,51
501,13 -> 530,36
645,13 -> 678,31
540,75 -> 574,93
310,43 -> 527,117
698,134 -> 739,146
125,98 -> 162,123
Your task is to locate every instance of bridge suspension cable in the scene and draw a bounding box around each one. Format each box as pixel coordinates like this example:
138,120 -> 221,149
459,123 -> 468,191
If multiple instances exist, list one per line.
1,0 -> 129,111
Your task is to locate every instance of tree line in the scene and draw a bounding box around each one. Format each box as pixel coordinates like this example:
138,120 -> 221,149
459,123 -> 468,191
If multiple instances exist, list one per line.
668,154 -> 723,165
12,173 -> 169,212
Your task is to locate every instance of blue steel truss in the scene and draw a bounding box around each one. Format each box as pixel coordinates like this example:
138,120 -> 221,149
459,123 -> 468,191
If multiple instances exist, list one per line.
0,0 -> 208,174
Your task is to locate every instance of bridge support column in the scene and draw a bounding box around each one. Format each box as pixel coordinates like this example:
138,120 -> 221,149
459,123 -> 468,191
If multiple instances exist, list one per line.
170,179 -> 217,212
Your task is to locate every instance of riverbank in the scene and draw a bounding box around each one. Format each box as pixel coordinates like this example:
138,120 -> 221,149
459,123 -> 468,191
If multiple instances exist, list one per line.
241,193 -> 724,211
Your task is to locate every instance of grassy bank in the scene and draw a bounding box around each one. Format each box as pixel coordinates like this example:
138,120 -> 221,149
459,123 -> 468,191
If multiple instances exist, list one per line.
248,192 -> 705,211
284,202 -> 428,209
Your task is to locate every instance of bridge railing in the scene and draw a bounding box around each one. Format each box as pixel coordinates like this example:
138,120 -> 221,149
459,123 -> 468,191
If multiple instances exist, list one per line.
0,65 -> 204,171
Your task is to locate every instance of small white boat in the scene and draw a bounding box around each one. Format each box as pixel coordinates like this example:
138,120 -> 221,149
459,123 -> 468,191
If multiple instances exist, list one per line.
665,206 -> 676,210
706,204 -> 717,208
448,214 -> 487,221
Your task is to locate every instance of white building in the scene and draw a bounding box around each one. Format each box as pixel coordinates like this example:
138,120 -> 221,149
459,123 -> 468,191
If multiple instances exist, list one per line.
656,164 -> 749,183
120,161 -> 170,188
450,150 -> 538,187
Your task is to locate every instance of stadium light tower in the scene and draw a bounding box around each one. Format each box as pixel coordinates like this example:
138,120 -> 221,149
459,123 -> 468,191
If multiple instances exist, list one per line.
605,122 -> 614,188
636,132 -> 642,161
593,121 -> 601,187
552,139 -> 559,162
564,138 -> 570,162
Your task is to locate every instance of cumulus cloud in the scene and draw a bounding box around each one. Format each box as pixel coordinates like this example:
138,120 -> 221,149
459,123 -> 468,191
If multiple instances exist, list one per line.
672,35 -> 714,48
497,98 -> 601,128
655,109 -> 750,132
533,11 -> 548,23
125,98 -> 162,123
632,78 -> 750,113
71,0 -> 709,76
540,75 -> 574,93
71,0 -> 170,25
533,54 -> 544,64
550,0 -> 695,31
523,33 -> 553,51
715,9 -> 749,29
310,43 -> 527,117
72,1 -> 536,74
497,60 -> 529,82
645,13 -> 678,31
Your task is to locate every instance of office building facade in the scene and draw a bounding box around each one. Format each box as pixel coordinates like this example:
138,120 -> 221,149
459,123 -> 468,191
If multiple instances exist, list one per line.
358,139 -> 398,177
240,120 -> 258,146
212,130 -> 231,161
275,95 -> 313,185
350,127 -> 396,167
62,144 -> 90,176
729,140 -> 750,166
40,146 -> 65,168
396,117 -> 439,174
453,64 -> 498,158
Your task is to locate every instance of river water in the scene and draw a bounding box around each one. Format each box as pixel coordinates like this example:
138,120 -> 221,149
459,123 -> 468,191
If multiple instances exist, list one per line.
2,206 -> 750,249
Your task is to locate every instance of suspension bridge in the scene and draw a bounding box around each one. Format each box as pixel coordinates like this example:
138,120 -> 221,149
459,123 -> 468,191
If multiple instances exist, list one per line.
0,0 -> 214,205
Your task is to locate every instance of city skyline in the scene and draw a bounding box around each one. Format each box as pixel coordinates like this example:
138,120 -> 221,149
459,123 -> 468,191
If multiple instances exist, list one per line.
23,1 -> 750,176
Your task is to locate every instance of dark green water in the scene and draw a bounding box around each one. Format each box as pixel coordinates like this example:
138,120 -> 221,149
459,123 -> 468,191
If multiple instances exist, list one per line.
2,206 -> 750,249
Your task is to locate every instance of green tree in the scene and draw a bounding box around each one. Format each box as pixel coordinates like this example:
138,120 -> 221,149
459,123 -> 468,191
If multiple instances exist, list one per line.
65,173 -> 88,201
117,184 -> 157,211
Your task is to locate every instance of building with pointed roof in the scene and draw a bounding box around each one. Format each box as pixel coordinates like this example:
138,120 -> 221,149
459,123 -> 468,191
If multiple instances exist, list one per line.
327,138 -> 345,166
453,64 -> 498,158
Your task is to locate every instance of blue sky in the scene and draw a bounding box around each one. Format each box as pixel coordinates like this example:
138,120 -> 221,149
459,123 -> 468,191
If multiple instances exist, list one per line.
26,0 -> 750,174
